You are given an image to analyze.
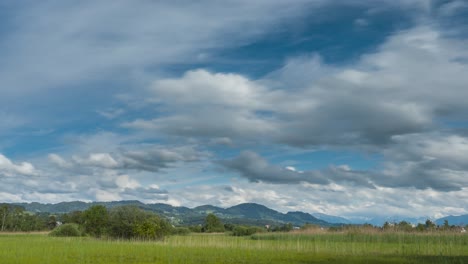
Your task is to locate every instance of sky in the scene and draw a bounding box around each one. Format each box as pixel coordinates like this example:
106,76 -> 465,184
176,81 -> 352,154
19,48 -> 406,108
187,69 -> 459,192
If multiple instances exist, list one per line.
1,0 -> 468,220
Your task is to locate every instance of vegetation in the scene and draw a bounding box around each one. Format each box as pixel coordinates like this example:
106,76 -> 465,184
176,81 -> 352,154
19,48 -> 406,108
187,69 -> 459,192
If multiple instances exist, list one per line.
49,223 -> 82,237
232,225 -> 264,236
202,213 -> 225,233
1,231 -> 467,264
0,204 -> 48,232
61,205 -> 173,240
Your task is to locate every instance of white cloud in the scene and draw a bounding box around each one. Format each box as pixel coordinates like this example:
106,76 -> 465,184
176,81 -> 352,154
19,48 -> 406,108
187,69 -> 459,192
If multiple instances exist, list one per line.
95,189 -> 122,202
115,175 -> 140,189
127,26 -> 468,148
73,153 -> 119,168
48,154 -> 72,168
0,154 -> 37,176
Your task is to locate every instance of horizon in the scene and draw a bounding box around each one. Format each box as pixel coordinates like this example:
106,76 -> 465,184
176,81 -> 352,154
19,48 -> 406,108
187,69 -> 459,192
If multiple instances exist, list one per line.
1,1 -> 468,220
9,199 -> 467,223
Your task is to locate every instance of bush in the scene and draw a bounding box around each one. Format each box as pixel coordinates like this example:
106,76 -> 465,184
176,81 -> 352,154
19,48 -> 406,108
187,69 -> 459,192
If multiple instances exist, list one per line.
188,225 -> 202,233
232,226 -> 264,236
107,206 -> 172,240
49,223 -> 82,237
171,227 -> 191,235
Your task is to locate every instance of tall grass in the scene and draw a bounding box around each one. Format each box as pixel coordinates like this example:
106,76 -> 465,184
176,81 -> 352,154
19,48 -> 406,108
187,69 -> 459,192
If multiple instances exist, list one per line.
0,232 -> 467,263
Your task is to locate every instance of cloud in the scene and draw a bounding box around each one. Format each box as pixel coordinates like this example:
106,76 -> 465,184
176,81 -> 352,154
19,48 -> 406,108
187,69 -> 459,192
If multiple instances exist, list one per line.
96,108 -> 125,119
48,154 -> 72,168
167,181 -> 468,219
124,69 -> 278,140
127,26 -> 468,148
121,185 -> 169,201
219,151 -> 374,188
73,153 -> 119,169
1,1 -> 468,220
377,133 -> 468,191
221,141 -> 468,192
0,154 -> 37,176
51,143 -> 203,173
120,146 -> 201,172
0,1 -> 318,96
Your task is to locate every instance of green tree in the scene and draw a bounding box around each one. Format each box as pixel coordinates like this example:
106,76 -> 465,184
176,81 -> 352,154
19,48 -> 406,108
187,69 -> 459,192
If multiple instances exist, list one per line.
107,206 -> 171,240
443,219 -> 450,230
203,213 -> 225,233
425,219 -> 436,230
0,204 -> 9,231
415,223 -> 425,232
383,221 -> 393,231
397,221 -> 413,232
83,205 -> 109,237
62,211 -> 84,225
47,215 -> 58,230
49,223 -> 82,237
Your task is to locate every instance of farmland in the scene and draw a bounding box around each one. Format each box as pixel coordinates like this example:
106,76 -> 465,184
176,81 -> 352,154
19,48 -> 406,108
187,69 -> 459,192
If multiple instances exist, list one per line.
1,231 -> 467,264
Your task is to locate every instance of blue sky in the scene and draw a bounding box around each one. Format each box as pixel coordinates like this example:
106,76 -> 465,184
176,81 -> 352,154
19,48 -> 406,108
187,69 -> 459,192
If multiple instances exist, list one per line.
1,0 -> 468,220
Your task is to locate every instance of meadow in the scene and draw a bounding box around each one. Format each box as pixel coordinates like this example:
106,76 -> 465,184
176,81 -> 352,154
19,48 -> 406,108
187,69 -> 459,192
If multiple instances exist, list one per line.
1,231 -> 467,264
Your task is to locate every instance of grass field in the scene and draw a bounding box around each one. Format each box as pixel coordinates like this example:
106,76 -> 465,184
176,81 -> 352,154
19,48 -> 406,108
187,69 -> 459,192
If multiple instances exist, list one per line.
1,232 -> 467,263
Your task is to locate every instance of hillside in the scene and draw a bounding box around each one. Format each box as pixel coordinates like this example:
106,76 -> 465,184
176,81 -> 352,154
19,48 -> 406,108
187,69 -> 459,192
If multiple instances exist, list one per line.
12,201 -> 339,227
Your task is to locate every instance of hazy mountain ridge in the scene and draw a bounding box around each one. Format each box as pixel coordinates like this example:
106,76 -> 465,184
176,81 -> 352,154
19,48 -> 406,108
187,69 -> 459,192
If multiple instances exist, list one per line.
435,215 -> 468,226
12,201 -> 466,227
13,201 -> 337,227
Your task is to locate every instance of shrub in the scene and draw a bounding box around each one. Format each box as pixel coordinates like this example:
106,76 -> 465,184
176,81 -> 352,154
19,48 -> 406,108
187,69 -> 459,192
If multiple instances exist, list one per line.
107,206 -> 172,240
232,226 -> 264,236
171,227 -> 191,235
49,223 -> 82,237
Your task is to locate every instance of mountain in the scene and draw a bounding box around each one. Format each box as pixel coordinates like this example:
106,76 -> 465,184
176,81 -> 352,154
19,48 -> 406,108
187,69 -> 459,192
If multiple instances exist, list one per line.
12,201 -> 336,227
226,203 -> 284,220
361,216 -> 430,227
436,215 -> 468,226
311,213 -> 352,224
285,211 -> 330,226
14,201 -> 90,213
193,205 -> 226,215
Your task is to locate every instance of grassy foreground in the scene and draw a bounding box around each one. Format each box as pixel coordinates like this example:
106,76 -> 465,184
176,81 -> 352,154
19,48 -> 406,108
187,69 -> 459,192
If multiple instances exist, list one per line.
1,232 -> 467,264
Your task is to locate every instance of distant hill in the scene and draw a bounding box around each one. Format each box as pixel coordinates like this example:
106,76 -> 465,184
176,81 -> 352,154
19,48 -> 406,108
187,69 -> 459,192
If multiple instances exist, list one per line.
311,213 -> 352,224
193,205 -> 226,215
362,216 -> 431,227
285,211 -> 330,226
436,215 -> 468,226
226,203 -> 284,220
12,200 -> 338,227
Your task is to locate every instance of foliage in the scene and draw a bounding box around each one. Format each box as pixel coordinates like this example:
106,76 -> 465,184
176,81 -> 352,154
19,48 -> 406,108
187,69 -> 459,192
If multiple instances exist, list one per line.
171,227 -> 191,235
271,223 -> 293,232
107,206 -> 172,240
231,225 -> 264,236
49,223 -> 82,237
82,205 -> 109,237
188,225 -> 203,233
2,233 -> 468,264
0,204 -> 47,232
203,213 -> 225,233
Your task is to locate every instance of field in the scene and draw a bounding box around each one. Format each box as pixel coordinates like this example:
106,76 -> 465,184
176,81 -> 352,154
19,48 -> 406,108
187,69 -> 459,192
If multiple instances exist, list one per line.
1,232 -> 468,263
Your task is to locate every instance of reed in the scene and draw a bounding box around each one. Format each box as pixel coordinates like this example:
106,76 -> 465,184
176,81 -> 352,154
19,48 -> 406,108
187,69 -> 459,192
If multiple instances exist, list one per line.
0,232 -> 467,263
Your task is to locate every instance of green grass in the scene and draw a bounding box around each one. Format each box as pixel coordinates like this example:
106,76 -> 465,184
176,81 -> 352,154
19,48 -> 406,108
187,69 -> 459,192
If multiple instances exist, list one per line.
1,232 -> 467,263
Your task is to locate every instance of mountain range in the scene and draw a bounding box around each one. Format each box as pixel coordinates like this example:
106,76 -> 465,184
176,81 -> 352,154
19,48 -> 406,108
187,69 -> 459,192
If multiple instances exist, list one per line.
10,200 -> 468,227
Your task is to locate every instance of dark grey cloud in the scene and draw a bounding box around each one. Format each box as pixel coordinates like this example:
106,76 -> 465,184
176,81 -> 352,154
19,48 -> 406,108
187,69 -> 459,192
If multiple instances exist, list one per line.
376,133 -> 468,191
57,145 -> 203,173
221,142 -> 468,192
219,151 -> 375,188
120,147 -> 201,172
121,186 -> 169,201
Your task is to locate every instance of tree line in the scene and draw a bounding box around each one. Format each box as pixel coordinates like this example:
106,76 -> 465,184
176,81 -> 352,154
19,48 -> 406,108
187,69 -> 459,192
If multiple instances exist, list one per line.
0,204 -> 54,232
51,205 -> 174,240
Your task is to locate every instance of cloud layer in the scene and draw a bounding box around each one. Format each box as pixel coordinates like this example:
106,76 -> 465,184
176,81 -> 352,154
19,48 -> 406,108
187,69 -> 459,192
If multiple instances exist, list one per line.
1,1 -> 468,220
